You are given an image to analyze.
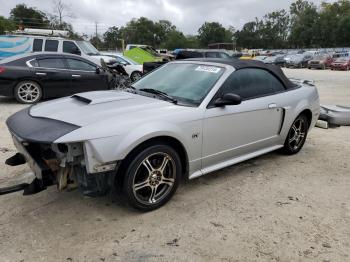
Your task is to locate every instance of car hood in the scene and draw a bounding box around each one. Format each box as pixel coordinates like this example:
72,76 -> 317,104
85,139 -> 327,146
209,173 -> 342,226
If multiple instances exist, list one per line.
89,55 -> 116,66
30,91 -> 194,128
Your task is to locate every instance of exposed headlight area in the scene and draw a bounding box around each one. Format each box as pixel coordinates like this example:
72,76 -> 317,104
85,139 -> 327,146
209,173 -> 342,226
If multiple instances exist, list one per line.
9,139 -> 117,196
5,107 -> 119,196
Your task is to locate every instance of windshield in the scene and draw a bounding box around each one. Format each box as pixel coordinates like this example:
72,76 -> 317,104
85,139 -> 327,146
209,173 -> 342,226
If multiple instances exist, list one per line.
133,63 -> 225,106
76,41 -> 100,55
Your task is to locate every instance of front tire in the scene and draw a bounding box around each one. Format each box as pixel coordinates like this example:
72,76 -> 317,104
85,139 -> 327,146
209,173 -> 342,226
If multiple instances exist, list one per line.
282,114 -> 309,155
14,81 -> 42,104
122,144 -> 181,211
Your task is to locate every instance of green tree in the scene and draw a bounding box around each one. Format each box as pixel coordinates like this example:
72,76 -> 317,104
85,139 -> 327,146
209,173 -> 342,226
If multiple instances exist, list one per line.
163,30 -> 188,49
224,26 -> 236,45
198,22 -> 227,47
318,0 -> 350,47
119,17 -> 179,48
103,26 -> 121,50
154,20 -> 176,45
259,10 -> 290,48
10,4 -> 49,29
289,0 -> 319,48
338,14 -> 350,47
235,21 -> 260,49
120,17 -> 158,47
0,16 -> 16,34
185,35 -> 201,49
90,36 -> 103,50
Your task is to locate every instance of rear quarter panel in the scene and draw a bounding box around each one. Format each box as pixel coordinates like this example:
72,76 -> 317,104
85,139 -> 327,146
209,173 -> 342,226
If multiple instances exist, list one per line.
0,66 -> 35,97
279,84 -> 320,143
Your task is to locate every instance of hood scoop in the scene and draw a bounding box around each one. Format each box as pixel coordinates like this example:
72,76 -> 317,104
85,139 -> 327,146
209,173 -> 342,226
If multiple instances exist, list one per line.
72,95 -> 92,104
71,91 -> 135,105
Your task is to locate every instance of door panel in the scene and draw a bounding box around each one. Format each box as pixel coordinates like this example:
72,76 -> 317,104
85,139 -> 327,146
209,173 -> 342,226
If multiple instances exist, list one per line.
35,58 -> 72,98
35,69 -> 72,97
66,58 -> 107,93
202,95 -> 283,169
70,71 -> 107,93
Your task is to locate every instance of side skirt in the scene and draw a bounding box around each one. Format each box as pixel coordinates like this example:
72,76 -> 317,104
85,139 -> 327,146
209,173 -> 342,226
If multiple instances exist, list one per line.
189,145 -> 283,180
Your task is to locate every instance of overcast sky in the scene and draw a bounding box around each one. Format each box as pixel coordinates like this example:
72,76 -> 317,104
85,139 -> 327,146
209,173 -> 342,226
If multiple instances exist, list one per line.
0,0 -> 335,36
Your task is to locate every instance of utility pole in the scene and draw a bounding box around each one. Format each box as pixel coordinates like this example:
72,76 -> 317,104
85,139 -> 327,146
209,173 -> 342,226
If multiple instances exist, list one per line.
95,21 -> 98,49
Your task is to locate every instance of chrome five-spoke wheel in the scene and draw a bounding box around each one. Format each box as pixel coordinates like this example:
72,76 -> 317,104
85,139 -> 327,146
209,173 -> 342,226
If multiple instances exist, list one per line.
288,119 -> 306,151
133,153 -> 175,205
123,144 -> 181,211
283,114 -> 309,154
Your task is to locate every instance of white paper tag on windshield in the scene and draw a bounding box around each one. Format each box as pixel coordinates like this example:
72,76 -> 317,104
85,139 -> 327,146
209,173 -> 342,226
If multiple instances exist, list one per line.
195,66 -> 221,73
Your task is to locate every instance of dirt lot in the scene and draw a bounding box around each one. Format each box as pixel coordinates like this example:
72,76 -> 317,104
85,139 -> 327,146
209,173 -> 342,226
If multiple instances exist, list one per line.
0,68 -> 349,262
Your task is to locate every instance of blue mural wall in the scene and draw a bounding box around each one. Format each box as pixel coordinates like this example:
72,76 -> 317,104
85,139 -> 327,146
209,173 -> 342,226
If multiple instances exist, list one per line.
0,36 -> 32,59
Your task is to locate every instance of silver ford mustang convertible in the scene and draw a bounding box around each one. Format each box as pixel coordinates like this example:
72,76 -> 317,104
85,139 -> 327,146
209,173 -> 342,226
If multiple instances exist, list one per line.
5,59 -> 320,211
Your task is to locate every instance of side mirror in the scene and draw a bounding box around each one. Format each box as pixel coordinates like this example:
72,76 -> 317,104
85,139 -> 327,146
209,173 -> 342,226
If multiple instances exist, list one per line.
95,67 -> 101,74
214,93 -> 242,107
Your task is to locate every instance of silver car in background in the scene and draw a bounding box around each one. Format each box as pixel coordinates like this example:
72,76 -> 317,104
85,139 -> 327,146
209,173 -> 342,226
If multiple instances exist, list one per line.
5,59 -> 320,211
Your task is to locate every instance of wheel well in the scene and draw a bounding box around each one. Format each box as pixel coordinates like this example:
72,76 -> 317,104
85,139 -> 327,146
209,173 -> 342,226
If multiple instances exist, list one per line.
117,136 -> 189,186
300,109 -> 312,127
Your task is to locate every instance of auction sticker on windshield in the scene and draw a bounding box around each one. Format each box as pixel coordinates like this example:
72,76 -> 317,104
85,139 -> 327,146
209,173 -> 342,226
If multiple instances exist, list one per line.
195,66 -> 221,73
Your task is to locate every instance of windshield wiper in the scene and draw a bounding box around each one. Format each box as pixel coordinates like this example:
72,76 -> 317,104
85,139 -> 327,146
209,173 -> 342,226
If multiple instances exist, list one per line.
139,88 -> 177,104
125,85 -> 136,93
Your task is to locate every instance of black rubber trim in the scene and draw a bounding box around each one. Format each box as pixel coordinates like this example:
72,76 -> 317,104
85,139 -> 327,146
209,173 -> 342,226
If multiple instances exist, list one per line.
278,108 -> 286,134
6,107 -> 80,143
185,58 -> 297,90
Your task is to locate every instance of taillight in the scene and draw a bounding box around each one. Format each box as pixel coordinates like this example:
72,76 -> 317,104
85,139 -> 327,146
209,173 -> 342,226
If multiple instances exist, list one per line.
0,67 -> 5,73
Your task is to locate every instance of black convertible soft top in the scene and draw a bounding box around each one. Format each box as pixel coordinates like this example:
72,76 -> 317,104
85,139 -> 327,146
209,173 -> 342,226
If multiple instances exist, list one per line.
185,58 -> 297,89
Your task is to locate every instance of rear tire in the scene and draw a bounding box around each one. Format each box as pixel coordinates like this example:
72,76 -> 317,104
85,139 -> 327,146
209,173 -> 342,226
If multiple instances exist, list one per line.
282,114 -> 309,155
14,81 -> 42,104
122,144 -> 181,211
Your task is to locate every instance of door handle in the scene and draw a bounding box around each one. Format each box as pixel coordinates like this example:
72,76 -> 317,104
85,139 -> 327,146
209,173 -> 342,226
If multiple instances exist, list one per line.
268,103 -> 277,109
72,74 -> 81,78
36,72 -> 47,76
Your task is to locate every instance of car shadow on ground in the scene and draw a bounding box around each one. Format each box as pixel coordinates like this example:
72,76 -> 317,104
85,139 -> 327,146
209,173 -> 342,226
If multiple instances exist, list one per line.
58,151 -> 283,213
0,96 -> 52,105
0,149 -> 285,217
0,96 -> 17,104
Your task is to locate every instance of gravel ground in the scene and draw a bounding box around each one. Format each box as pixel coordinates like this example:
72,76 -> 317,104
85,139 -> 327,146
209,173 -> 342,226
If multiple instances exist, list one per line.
0,68 -> 349,262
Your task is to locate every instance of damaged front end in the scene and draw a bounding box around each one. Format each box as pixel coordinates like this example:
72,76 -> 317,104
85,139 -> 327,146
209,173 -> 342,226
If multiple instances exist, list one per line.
2,107 -> 118,197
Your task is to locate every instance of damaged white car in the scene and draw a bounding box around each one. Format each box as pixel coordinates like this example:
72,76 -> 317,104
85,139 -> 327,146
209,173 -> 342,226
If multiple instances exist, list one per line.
4,59 -> 320,211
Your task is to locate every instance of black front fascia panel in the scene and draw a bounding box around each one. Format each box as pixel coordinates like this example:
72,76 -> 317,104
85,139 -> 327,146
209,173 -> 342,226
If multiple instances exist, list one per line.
6,107 -> 80,143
